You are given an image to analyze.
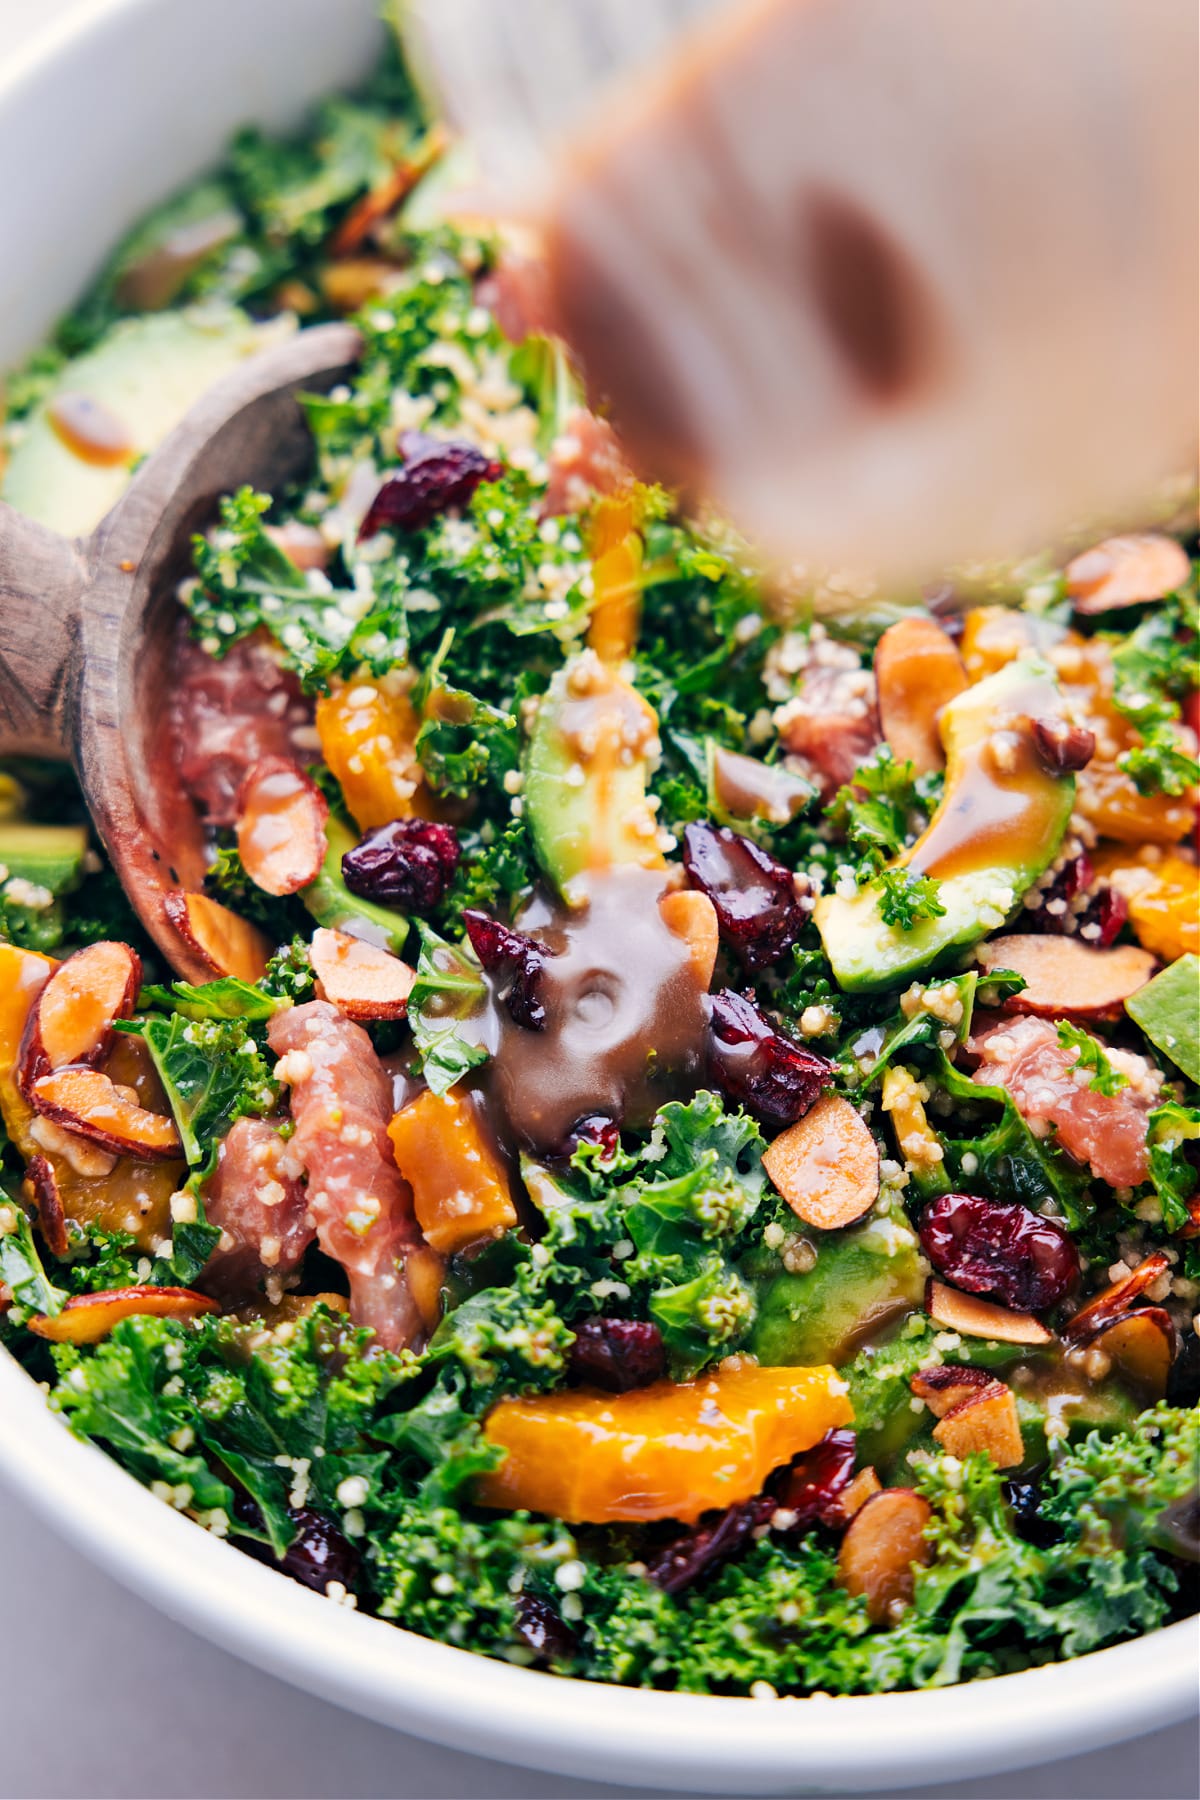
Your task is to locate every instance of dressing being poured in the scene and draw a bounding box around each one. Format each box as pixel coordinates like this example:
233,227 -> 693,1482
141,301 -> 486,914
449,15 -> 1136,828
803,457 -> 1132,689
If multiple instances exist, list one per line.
482,866 -> 709,1151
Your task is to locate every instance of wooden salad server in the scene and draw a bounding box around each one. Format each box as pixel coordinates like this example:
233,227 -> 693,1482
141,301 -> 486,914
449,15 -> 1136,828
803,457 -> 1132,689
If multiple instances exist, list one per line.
0,322 -> 361,983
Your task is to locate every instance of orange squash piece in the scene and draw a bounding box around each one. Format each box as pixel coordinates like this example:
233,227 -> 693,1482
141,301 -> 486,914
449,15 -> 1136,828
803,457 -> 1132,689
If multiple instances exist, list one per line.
658,888 -> 719,989
388,1088 -> 516,1257
873,616 -> 968,776
587,489 -> 643,665
315,676 -> 429,830
762,1093 -> 879,1231
0,943 -> 181,1251
1092,846 -> 1199,963
476,1363 -> 852,1524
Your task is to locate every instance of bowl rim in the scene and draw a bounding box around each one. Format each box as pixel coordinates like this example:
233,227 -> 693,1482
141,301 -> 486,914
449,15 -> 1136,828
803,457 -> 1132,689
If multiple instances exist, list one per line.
1,1341 -> 1195,1794
0,2 -> 1196,1791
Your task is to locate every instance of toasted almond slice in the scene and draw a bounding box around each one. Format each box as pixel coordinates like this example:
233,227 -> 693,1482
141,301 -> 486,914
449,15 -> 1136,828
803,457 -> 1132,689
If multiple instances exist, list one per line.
1063,1251 -> 1171,1344
31,1068 -> 182,1161
23,1153 -> 69,1259
164,891 -> 271,983
1066,534 -> 1191,614
932,1380 -> 1024,1467
975,935 -> 1156,1021
1090,1306 -> 1176,1399
837,1488 -> 932,1625
310,927 -> 416,1021
236,756 -> 328,897
910,1363 -> 996,1418
18,940 -> 140,1095
762,1092 -> 879,1231
873,616 -> 969,776
28,1285 -> 218,1344
926,1277 -> 1054,1346
659,888 -> 720,990
835,1466 -> 882,1523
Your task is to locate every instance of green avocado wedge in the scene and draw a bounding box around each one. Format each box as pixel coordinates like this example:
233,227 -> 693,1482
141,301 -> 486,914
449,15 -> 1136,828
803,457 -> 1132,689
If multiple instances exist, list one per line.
300,816 -> 408,954
815,658 -> 1075,992
0,821 -> 88,894
1125,954 -> 1200,1085
524,651 -> 665,899
748,1215 -> 926,1369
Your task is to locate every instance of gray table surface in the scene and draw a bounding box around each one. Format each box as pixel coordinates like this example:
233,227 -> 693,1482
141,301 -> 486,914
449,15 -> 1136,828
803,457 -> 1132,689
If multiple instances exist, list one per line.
1,3 -> 1197,1795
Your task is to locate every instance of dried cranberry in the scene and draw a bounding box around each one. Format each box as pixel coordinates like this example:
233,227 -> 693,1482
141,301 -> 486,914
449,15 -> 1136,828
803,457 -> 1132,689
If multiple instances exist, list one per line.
645,1497 -> 771,1595
234,1496 -> 360,1596
358,433 -> 501,539
515,1592 -> 579,1665
707,988 -> 832,1126
777,1428 -> 857,1529
552,1113 -> 622,1163
1077,884 -> 1129,948
342,818 -> 460,912
683,822 -> 803,971
463,908 -> 552,1031
567,1317 -> 666,1392
919,1191 -> 1080,1311
1002,1473 -> 1060,1548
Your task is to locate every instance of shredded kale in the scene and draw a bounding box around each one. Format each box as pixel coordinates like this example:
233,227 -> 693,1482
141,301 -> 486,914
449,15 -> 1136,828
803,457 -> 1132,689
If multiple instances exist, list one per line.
122,1014 -> 278,1182
877,868 -> 947,931
1056,1021 -> 1129,1096
829,746 -> 942,870
1145,1101 -> 1200,1233
1109,589 -> 1200,796
406,923 -> 489,1094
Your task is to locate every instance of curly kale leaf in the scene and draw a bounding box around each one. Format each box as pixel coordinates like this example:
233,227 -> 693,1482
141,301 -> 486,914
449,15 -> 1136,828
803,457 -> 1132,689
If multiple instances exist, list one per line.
185,488 -> 409,690
1056,1022 -> 1129,1096
126,1014 -> 278,1179
406,923 -> 490,1095
829,745 -> 943,870
927,1051 -> 1092,1227
1110,589 -> 1200,796
1145,1102 -> 1200,1233
877,868 -> 947,932
0,1207 -> 64,1319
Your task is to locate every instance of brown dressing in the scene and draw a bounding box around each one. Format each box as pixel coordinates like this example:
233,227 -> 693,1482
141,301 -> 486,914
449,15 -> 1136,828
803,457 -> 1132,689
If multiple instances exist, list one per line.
711,744 -> 812,823
46,391 -> 136,467
904,672 -> 1063,884
484,866 -> 708,1150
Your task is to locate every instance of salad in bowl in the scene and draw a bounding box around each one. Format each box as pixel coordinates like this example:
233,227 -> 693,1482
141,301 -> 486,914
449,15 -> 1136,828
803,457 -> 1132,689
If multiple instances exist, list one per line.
0,27 -> 1196,1706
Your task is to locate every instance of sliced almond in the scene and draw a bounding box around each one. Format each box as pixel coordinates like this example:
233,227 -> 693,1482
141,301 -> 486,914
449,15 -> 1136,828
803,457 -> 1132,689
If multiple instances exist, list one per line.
834,1466 -> 882,1523
1063,1251 -> 1171,1344
23,1153 -> 69,1259
310,927 -> 416,1021
164,891 -> 271,983
1090,1307 -> 1176,1400
975,935 -> 1156,1021
762,1092 -> 879,1231
873,615 -> 968,776
837,1488 -> 932,1625
926,1277 -> 1053,1346
910,1363 -> 996,1418
659,888 -> 720,989
932,1381 -> 1024,1468
28,1285 -> 217,1344
18,940 -> 140,1095
235,756 -> 328,897
31,1067 -> 182,1161
1066,534 -> 1191,615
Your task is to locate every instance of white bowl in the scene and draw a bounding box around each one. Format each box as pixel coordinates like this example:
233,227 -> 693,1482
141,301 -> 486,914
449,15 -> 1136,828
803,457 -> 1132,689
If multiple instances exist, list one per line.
0,2 -> 1195,1790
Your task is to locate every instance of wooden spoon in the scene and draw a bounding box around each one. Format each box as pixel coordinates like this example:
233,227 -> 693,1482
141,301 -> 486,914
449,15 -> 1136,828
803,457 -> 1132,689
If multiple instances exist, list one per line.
0,322 -> 360,981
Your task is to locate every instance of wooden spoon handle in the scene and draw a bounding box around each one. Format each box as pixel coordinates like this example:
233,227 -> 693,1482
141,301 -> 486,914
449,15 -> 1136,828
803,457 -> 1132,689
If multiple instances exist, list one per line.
0,503 -> 85,759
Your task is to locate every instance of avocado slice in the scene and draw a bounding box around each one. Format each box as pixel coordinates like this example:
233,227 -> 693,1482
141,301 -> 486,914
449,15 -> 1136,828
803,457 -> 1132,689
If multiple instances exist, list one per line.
815,658 -> 1074,991
524,651 -> 665,899
2,305 -> 291,537
0,822 -> 88,894
748,1215 -> 926,1369
301,816 -> 409,955
1125,954 -> 1200,1085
